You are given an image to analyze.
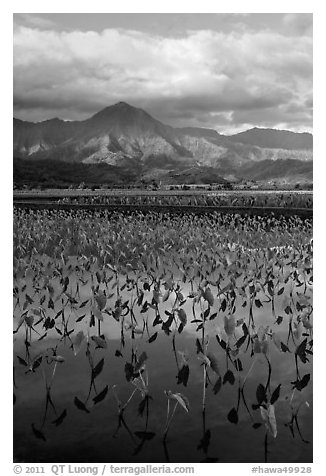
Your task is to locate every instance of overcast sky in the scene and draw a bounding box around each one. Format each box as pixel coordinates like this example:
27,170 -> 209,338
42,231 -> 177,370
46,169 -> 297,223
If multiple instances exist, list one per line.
13,13 -> 313,134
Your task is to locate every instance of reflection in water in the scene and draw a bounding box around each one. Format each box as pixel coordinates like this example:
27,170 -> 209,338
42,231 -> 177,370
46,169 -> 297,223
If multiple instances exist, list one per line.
13,254 -> 312,463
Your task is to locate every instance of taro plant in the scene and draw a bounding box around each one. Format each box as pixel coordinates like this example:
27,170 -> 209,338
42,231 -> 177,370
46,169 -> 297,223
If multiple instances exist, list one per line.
163,390 -> 190,441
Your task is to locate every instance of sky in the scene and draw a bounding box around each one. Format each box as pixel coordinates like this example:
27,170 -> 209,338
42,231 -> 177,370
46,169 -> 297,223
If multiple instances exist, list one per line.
13,13 -> 313,134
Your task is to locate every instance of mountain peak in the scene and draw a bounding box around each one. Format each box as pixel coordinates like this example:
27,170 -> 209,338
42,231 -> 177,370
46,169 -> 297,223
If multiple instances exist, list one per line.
228,127 -> 313,150
115,101 -> 133,108
89,101 -> 147,123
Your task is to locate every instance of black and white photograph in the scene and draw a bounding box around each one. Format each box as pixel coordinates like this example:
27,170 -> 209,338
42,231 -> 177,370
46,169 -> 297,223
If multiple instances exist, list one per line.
11,5 -> 315,469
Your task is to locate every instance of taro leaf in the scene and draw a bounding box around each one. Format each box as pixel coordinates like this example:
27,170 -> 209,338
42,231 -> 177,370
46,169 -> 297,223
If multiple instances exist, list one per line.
177,364 -> 189,387
95,292 -> 106,311
236,318 -> 244,327
134,352 -> 148,373
236,335 -> 247,349
93,385 -> 109,405
284,305 -> 292,315
178,323 -> 185,334
46,318 -> 55,329
207,353 -> 220,375
152,290 -> 160,305
140,302 -> 149,314
125,362 -> 134,382
296,338 -> 308,363
153,314 -> 162,326
17,356 -> 28,367
223,370 -> 235,386
31,356 -> 42,372
177,309 -> 187,326
253,422 -> 262,429
32,424 -> 46,441
93,306 -> 103,321
280,342 -> 291,353
196,338 -> 204,354
204,308 -> 210,320
137,291 -> 144,306
65,292 -> 78,305
224,315 -> 235,336
216,335 -> 227,350
209,312 -> 218,321
177,292 -> 184,302
25,294 -> 34,304
255,299 -> 263,308
302,317 -> 313,330
24,314 -> 34,328
260,404 -> 277,438
267,280 -> 274,297
115,350 -> 123,357
51,409 -> 67,426
148,332 -> 158,343
220,299 -> 227,312
277,287 -> 285,296
91,336 -> 107,349
134,431 -> 155,440
73,331 -> 85,356
162,314 -> 174,335
62,275 -> 69,291
203,287 -> 214,306
242,322 -> 249,336
227,407 -> 238,424
92,358 -> 104,380
234,358 -> 243,372
74,396 -> 90,414
162,290 -> 170,302
291,374 -> 310,391
256,383 -> 267,405
213,376 -> 222,395
169,392 -> 190,413
76,314 -> 86,323
270,384 -> 281,405
79,299 -> 89,309
276,316 -> 283,325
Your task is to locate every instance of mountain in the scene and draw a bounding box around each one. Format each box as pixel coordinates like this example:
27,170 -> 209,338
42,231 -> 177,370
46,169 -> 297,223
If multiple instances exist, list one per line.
13,102 -> 313,185
227,127 -> 313,151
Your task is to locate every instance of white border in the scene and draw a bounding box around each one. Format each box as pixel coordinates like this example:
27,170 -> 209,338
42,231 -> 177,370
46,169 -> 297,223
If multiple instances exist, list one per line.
3,2 -> 323,475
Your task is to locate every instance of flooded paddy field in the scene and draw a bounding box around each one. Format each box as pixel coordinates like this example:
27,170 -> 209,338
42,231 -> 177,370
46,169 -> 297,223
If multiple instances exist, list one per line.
13,209 -> 313,463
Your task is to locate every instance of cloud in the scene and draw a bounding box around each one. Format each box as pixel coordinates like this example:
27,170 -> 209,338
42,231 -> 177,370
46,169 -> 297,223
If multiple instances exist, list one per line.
13,23 -> 312,132
282,14 -> 313,36
14,14 -> 57,30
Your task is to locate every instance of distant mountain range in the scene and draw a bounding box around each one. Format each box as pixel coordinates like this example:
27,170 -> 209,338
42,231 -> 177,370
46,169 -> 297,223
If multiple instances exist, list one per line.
13,102 -> 313,185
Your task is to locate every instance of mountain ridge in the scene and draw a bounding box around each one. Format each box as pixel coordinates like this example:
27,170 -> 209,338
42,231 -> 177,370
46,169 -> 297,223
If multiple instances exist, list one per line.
13,102 -> 313,185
